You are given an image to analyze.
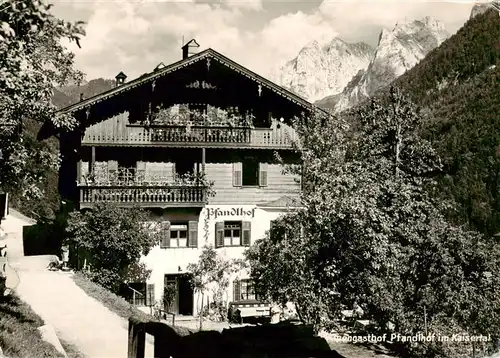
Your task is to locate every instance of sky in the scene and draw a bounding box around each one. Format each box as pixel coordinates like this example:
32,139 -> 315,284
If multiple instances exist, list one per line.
51,0 -> 485,82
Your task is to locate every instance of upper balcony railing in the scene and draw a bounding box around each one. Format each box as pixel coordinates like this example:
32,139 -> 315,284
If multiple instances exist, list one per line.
81,109 -> 298,149
82,125 -> 295,148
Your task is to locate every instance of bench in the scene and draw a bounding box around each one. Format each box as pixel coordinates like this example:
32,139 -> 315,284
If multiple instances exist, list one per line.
228,301 -> 271,323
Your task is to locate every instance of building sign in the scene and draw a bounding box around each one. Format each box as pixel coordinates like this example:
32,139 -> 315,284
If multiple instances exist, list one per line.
207,207 -> 255,219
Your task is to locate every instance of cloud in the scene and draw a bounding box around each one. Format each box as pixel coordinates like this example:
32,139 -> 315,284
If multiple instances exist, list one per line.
56,1 -> 247,79
317,0 -> 474,41
222,0 -> 263,11
53,0 -> 473,81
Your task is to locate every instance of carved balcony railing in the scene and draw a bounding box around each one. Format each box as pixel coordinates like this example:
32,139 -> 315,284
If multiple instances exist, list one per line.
79,185 -> 207,208
82,124 -> 297,149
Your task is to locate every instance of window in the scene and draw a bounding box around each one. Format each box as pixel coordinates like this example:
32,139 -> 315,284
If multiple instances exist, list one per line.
174,160 -> 195,177
170,224 -> 188,247
242,157 -> 259,186
233,279 -> 259,302
215,221 -> 251,248
160,221 -> 198,249
223,221 -> 241,246
146,284 -> 155,306
233,161 -> 268,187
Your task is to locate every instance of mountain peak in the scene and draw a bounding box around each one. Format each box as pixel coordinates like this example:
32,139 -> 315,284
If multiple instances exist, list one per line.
391,16 -> 448,41
303,40 -> 321,50
470,3 -> 492,19
272,37 -> 374,102
318,17 -> 449,112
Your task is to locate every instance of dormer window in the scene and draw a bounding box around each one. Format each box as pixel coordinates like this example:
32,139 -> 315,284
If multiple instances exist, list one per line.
115,71 -> 127,86
181,39 -> 200,60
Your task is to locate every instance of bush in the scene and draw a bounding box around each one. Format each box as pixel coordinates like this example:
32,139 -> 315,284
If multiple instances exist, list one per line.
65,203 -> 162,293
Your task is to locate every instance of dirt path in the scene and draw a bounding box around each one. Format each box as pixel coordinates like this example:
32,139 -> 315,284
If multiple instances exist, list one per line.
0,210 -> 154,358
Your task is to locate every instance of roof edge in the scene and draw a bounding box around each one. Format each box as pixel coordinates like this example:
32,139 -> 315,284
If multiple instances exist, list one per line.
57,48 -> 314,115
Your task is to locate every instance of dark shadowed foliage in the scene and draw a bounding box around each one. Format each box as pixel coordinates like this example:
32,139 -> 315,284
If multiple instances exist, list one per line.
129,318 -> 343,358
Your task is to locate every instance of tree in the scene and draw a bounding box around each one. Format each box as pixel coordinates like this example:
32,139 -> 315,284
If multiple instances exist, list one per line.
187,244 -> 245,330
0,0 -> 84,201
247,88 -> 500,357
64,202 -> 162,292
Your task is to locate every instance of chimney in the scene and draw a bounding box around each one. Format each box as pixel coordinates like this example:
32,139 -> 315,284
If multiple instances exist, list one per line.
181,39 -> 200,60
80,93 -> 84,102
115,71 -> 127,87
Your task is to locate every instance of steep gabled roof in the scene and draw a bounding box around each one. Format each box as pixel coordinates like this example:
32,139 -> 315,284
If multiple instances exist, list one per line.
58,48 -> 313,114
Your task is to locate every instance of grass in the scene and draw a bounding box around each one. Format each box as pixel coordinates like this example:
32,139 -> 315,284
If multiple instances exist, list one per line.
71,272 -> 192,337
0,294 -> 84,358
59,339 -> 87,358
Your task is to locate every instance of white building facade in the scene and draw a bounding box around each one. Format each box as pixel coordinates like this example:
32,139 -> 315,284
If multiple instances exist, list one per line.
142,201 -> 296,317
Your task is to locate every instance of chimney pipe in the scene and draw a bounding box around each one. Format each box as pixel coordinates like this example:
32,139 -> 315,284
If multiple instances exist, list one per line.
80,93 -> 84,102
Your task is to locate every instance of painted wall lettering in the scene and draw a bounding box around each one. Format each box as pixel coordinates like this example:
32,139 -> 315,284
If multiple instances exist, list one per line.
207,207 -> 256,219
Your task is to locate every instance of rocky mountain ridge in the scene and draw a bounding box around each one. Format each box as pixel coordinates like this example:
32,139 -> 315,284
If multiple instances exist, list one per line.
270,38 -> 374,102
329,16 -> 450,112
273,16 -> 450,112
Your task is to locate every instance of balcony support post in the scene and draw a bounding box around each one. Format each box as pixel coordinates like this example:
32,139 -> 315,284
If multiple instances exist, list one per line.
201,147 -> 206,174
77,157 -> 82,185
90,146 -> 96,176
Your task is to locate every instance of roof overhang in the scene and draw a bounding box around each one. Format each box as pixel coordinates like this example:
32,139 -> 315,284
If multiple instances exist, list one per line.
39,48 -> 332,141
59,48 -> 313,115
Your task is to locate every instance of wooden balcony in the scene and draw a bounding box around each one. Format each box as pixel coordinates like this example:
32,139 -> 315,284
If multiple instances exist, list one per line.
79,185 -> 207,208
82,124 -> 297,149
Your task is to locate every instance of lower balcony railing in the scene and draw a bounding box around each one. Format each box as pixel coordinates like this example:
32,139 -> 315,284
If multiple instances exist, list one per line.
79,186 -> 207,207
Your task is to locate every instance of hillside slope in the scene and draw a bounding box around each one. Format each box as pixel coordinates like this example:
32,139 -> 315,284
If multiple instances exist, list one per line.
351,8 -> 500,236
10,79 -> 114,219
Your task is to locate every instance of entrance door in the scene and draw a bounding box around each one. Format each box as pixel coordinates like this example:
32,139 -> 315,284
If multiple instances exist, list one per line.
164,274 -> 194,316
164,275 -> 179,314
178,274 -> 194,316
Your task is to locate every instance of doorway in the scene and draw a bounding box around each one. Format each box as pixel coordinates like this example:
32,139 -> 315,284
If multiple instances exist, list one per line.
164,274 -> 194,316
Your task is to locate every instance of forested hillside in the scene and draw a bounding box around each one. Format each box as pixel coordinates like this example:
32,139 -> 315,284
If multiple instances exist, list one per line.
52,78 -> 115,108
349,8 -> 500,236
10,79 -> 114,219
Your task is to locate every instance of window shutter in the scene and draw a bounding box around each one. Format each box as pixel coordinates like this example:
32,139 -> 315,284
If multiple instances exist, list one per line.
172,163 -> 177,181
242,221 -> 251,246
136,161 -> 146,182
136,161 -> 146,171
188,221 -> 198,248
146,284 -> 155,306
107,160 -> 118,171
233,162 -> 242,187
160,221 -> 171,249
215,222 -> 224,248
233,280 -> 241,302
107,160 -> 118,182
259,163 -> 268,187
